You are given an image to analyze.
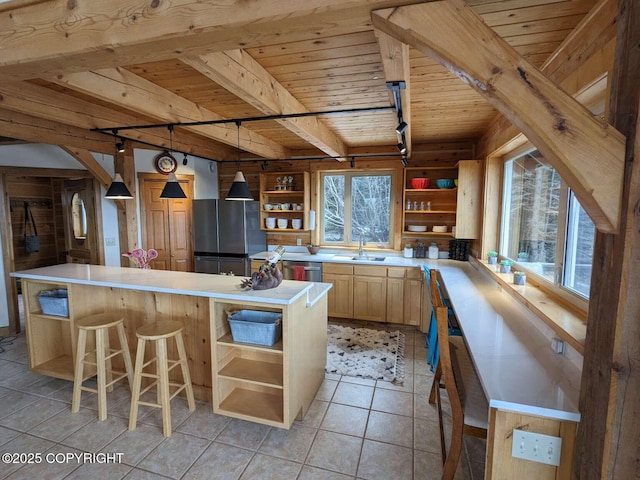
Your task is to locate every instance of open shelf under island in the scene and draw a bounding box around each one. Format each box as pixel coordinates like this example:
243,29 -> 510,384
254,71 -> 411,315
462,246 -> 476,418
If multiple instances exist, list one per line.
11,264 -> 331,429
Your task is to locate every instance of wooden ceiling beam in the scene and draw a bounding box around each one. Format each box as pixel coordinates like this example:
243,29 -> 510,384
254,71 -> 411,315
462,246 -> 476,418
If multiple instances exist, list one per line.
372,0 -> 625,234
49,68 -> 290,159
0,0 -> 414,81
58,146 -> 112,189
183,50 -> 349,158
0,81 -> 233,160
374,29 -> 412,156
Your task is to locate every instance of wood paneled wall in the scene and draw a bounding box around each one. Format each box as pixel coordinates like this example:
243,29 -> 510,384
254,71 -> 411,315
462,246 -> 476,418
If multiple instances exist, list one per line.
218,142 -> 475,248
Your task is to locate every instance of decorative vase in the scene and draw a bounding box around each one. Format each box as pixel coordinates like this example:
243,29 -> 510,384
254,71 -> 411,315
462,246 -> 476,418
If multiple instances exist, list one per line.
488,256 -> 497,265
514,273 -> 526,285
500,261 -> 512,273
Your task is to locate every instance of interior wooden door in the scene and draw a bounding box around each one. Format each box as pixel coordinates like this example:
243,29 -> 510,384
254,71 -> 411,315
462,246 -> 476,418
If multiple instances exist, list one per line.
139,173 -> 194,272
61,178 -> 99,264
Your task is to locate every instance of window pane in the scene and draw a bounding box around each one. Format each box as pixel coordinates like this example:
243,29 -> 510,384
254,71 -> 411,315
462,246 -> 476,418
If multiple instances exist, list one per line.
350,175 -> 391,244
563,192 -> 594,297
323,175 -> 345,242
504,150 -> 561,282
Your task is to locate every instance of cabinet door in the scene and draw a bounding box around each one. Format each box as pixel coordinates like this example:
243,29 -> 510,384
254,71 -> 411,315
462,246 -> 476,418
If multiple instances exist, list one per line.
386,277 -> 405,324
323,273 -> 353,318
353,276 -> 387,322
403,279 -> 423,326
456,160 -> 482,239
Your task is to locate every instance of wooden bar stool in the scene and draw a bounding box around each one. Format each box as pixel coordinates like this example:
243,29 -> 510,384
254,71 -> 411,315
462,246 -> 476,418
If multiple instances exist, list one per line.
128,320 -> 195,437
72,312 -> 134,421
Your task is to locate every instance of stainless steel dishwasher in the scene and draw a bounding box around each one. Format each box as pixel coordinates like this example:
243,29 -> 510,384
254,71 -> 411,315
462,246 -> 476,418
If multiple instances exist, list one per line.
282,260 -> 323,282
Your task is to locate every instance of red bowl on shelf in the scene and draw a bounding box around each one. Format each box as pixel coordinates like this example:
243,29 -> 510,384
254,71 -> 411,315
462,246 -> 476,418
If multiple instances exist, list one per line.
411,178 -> 430,189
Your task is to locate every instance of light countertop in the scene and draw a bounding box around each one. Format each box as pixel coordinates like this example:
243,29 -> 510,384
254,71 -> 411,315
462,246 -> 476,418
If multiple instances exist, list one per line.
250,249 -> 433,267
11,264 -> 331,307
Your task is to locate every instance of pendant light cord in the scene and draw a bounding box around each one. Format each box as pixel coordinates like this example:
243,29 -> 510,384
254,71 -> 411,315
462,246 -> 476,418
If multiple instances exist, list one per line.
235,120 -> 242,170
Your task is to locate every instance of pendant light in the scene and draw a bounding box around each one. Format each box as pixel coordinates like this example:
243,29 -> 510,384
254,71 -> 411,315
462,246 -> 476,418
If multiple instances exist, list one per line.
160,125 -> 187,199
105,137 -> 133,199
226,121 -> 253,201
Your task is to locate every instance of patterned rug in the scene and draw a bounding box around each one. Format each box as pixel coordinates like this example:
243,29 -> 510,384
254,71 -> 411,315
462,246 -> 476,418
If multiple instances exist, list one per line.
326,325 -> 405,384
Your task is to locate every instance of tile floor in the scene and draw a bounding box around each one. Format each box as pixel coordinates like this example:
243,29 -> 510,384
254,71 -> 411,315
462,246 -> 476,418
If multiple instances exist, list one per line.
0,321 -> 485,480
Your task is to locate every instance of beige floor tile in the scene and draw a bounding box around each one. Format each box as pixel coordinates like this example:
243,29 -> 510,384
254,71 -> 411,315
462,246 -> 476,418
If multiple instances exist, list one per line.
175,403 -> 231,440
414,374 -> 432,396
413,358 -> 434,377
294,399 -> 329,428
215,418 -> 271,451
0,397 -> 67,432
414,418 -> 441,454
258,424 -> 316,462
339,376 -> 376,387
314,379 -> 339,402
331,382 -> 373,409
375,373 -> 414,393
182,441 -> 252,480
137,432 -> 209,479
357,439 -> 413,480
371,389 -> 413,416
0,433 -> 55,478
106,423 -> 166,466
320,404 -> 368,437
239,453 -> 302,480
414,393 -> 440,421
28,407 -> 96,443
61,416 -> 128,452
365,411 -> 413,448
306,430 -> 362,476
414,450 -> 444,480
297,465 -> 354,480
323,373 -> 342,382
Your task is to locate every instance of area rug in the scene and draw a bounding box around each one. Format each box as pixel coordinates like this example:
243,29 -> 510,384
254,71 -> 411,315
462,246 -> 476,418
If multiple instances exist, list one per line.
326,325 -> 405,384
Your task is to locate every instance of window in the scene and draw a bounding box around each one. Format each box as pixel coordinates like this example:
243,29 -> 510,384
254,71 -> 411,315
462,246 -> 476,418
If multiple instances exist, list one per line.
501,148 -> 595,300
321,171 -> 393,247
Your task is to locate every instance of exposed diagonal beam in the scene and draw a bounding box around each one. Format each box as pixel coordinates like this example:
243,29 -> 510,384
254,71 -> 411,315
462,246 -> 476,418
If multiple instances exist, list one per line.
372,0 -> 625,233
59,146 -> 111,188
0,0 -> 415,81
50,68 -> 290,159
0,81 -> 233,160
374,29 -> 412,156
183,50 -> 348,159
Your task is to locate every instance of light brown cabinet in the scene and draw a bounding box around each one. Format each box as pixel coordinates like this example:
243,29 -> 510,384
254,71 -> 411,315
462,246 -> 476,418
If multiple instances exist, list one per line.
402,160 -> 482,240
323,264 -> 422,324
259,171 -> 310,232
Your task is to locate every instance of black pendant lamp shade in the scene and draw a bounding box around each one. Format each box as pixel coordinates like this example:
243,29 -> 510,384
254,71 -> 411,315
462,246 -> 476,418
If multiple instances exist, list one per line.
160,172 -> 187,199
105,173 -> 133,199
225,121 -> 253,201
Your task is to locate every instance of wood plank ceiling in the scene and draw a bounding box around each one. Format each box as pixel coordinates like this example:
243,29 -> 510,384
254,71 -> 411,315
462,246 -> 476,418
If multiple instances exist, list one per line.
0,0 -> 599,163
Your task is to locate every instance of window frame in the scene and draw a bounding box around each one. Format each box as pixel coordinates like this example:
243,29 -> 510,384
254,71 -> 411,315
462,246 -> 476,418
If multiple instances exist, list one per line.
318,169 -> 396,249
499,145 -> 591,310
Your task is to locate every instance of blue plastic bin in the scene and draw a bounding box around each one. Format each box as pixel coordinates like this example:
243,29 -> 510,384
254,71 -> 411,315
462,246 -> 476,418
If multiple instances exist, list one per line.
37,289 -> 69,317
228,310 -> 282,346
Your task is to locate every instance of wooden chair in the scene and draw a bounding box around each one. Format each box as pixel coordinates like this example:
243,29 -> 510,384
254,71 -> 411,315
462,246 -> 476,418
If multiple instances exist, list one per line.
128,320 -> 195,437
427,269 -> 488,479
72,312 -> 134,421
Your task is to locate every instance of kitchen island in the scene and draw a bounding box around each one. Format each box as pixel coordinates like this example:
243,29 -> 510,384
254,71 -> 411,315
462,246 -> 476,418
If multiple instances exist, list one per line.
11,264 -> 331,428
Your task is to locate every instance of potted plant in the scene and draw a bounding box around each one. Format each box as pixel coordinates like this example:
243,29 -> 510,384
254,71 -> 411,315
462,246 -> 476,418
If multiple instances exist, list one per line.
500,259 -> 513,273
513,271 -> 526,286
487,250 -> 498,264
517,251 -> 529,262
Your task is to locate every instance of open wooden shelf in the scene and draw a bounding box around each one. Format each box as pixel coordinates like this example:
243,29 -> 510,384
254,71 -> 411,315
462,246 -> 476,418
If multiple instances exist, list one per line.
216,333 -> 283,353
218,387 -> 284,424
218,358 -> 283,388
30,312 -> 71,322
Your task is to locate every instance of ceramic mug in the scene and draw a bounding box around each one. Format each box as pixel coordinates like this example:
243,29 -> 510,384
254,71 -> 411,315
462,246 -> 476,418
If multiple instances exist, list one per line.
292,219 -> 302,229
295,203 -> 303,211
265,218 -> 276,229
281,203 -> 291,210
264,203 -> 273,210
277,218 -> 288,229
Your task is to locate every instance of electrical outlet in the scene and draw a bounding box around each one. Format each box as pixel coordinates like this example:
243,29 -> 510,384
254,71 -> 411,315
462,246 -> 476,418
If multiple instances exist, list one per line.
551,337 -> 565,355
511,429 -> 562,466
105,237 -> 116,247
296,238 -> 302,246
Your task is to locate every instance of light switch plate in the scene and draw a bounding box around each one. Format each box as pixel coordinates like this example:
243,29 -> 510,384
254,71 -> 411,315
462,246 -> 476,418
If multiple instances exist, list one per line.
511,429 -> 562,466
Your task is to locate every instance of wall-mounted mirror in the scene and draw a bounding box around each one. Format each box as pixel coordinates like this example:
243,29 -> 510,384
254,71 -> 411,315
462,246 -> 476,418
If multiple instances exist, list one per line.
71,192 -> 87,243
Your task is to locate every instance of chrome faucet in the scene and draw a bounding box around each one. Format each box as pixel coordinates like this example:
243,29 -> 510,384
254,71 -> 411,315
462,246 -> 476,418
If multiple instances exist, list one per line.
358,229 -> 366,257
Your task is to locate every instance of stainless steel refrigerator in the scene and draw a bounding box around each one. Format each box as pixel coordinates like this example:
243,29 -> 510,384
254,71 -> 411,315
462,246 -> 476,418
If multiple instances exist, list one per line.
193,199 -> 266,276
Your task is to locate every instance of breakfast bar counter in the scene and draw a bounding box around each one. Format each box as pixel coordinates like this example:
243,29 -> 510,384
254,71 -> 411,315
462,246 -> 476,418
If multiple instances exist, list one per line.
11,264 -> 331,429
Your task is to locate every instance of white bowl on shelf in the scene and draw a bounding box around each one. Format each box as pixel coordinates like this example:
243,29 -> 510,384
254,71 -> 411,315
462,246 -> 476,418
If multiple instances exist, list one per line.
432,225 -> 448,233
265,218 -> 276,229
292,219 -> 302,229
407,225 -> 427,232
277,218 -> 289,229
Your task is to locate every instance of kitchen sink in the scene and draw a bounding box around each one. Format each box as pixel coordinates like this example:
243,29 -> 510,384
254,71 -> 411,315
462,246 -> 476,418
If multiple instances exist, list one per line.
333,255 -> 386,262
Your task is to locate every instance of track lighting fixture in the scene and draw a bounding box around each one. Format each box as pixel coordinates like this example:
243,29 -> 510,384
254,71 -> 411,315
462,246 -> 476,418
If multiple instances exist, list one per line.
226,121 -> 253,201
396,121 -> 408,135
160,125 -> 187,199
261,160 -> 268,171
401,157 -> 409,167
116,139 -> 125,153
397,143 -> 407,155
182,153 -> 188,166
350,157 -> 355,168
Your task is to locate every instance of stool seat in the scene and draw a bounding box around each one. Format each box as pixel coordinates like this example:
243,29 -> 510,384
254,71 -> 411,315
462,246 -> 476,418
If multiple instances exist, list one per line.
129,320 -> 195,437
72,312 -> 133,421
136,320 -> 183,339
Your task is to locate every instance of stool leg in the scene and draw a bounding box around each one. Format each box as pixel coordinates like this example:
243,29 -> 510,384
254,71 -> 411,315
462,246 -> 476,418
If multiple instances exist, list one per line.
71,329 -> 87,414
128,337 -> 146,431
175,332 -> 195,412
95,328 -> 108,421
103,328 -> 114,393
157,338 -> 172,437
116,323 -> 134,391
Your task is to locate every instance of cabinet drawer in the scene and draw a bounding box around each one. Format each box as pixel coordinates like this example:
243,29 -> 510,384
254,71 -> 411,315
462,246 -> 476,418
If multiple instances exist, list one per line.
324,263 -> 353,275
353,265 -> 384,277
387,267 -> 405,278
406,268 -> 422,280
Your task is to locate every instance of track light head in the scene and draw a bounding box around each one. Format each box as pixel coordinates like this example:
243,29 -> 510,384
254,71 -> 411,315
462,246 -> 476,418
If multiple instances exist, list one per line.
182,153 -> 188,166
350,157 -> 355,168
261,160 -> 268,171
116,140 -> 125,153
397,143 -> 407,155
396,121 -> 408,135
401,156 -> 409,167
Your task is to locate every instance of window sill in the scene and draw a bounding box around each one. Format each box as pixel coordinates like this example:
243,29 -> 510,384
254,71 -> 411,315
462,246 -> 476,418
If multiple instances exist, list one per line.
471,257 -> 587,355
